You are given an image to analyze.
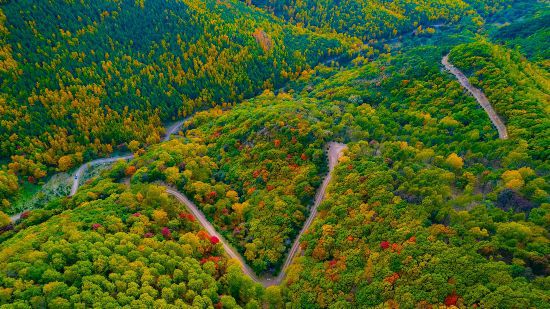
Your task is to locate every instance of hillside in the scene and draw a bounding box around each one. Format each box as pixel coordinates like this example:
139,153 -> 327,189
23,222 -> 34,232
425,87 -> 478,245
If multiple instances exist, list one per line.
0,0 -> 355,207
0,0 -> 549,308
240,0 -> 512,41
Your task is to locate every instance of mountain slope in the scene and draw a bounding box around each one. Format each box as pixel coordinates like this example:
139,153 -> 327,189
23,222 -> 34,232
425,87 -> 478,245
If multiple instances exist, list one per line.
0,0 -> 354,206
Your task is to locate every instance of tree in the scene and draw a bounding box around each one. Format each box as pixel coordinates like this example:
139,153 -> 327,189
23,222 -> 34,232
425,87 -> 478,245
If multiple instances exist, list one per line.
445,153 -> 463,170
128,140 -> 140,152
57,155 -> 73,172
0,211 -> 10,228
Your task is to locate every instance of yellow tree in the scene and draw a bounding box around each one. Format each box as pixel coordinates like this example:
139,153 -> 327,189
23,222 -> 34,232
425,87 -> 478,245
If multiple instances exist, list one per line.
58,155 -> 73,172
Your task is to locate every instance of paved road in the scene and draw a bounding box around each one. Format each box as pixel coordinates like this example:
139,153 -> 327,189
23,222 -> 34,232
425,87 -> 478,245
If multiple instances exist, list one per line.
69,119 -> 187,196
442,55 -> 509,139
10,119 -> 346,287
9,109 -> 347,288
163,119 -> 186,142
164,187 -> 263,283
69,155 -> 134,196
162,142 -> 346,287
10,120 -> 187,222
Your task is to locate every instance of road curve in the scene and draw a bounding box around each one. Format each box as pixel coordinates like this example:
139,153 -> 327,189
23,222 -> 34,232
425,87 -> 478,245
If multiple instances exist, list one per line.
10,118 -> 347,288
272,142 -> 347,285
442,55 -> 509,139
10,120 -> 187,223
163,119 -> 186,142
69,119 -> 187,196
164,142 -> 346,287
70,155 -> 134,196
164,187 -> 263,283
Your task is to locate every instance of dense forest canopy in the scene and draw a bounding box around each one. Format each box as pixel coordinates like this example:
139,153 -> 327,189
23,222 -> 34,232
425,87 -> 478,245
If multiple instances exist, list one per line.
0,0 -> 549,307
0,0 -> 355,207
240,0 -> 511,41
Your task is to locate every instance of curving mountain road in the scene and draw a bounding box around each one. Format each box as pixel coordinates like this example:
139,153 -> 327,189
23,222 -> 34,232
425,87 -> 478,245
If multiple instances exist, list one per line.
163,142 -> 346,287
69,119 -> 188,196
442,55 -> 509,139
10,114 -> 346,287
10,120 -> 188,222
70,155 -> 134,196
164,187 -> 263,283
163,119 -> 186,142
270,142 -> 347,285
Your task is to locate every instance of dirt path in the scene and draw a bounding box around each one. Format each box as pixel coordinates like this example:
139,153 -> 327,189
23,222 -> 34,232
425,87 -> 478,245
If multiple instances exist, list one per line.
442,55 -> 509,139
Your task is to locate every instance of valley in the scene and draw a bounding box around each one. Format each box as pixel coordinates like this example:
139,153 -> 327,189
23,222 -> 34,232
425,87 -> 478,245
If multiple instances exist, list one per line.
0,0 -> 548,307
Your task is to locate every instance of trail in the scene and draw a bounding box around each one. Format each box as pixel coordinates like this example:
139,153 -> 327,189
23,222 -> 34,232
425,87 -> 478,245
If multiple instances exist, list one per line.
162,142 -> 346,287
442,55 -> 509,139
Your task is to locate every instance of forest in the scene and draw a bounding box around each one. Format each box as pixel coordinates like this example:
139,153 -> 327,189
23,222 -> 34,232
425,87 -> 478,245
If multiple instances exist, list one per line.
0,0 -> 549,307
0,0 -> 355,208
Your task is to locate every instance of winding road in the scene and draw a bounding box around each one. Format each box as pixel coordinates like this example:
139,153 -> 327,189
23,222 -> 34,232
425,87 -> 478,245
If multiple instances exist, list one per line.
164,141 -> 346,287
10,120 -> 188,222
442,55 -> 509,139
164,142 -> 346,287
69,119 -> 188,196
10,115 -> 347,287
70,155 -> 134,196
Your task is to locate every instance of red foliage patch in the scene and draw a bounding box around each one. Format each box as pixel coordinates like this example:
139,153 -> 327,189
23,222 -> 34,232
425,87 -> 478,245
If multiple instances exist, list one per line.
444,292 -> 458,306
21,211 -> 30,219
144,232 -> 154,238
391,243 -> 401,253
179,213 -> 196,222
92,223 -> 102,230
384,272 -> 400,285
197,230 -> 210,240
274,139 -> 281,147
161,227 -> 172,238
132,212 -> 141,217
210,236 -> 220,245
300,153 -> 307,160
380,241 -> 390,249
